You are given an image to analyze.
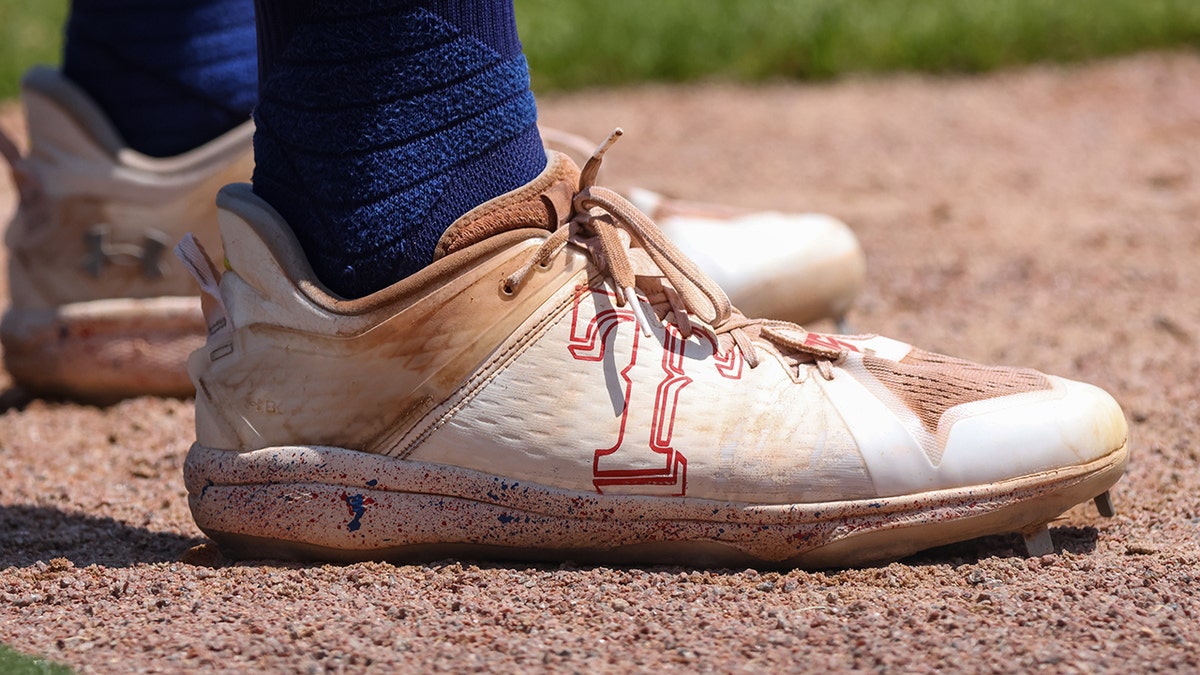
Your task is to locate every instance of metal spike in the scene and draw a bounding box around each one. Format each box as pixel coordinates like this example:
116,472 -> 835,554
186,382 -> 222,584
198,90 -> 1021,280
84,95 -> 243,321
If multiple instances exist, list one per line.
1093,491 -> 1116,518
1022,526 -> 1055,557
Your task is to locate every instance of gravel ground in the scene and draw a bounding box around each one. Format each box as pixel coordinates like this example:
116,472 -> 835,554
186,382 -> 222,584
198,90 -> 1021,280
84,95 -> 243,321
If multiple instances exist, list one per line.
2,51 -> 1199,673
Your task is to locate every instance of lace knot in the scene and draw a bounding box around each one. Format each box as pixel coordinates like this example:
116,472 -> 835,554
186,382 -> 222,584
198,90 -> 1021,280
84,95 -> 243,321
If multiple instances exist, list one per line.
506,128 -> 844,378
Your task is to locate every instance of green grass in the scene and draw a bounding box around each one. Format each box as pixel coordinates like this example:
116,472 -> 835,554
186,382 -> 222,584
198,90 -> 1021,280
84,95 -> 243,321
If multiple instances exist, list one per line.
2,0 -> 1200,100
0,645 -> 72,675
0,0 -> 67,100
518,0 -> 1200,90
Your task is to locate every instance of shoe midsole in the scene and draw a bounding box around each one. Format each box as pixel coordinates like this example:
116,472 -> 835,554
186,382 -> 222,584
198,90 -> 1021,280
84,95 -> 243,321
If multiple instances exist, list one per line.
1,296 -> 203,337
0,297 -> 203,397
185,442 -> 1128,565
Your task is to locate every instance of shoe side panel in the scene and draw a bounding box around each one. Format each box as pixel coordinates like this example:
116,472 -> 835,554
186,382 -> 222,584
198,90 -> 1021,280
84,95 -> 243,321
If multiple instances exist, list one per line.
192,205 -> 592,454
406,283 -> 876,504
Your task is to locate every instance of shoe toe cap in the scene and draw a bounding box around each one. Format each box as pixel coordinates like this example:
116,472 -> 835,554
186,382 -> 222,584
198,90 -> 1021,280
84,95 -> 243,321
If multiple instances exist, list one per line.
937,376 -> 1129,486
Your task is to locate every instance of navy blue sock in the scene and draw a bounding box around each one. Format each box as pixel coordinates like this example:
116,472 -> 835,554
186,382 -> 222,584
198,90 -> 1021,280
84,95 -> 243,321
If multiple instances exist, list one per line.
251,0 -> 546,298
62,0 -> 258,158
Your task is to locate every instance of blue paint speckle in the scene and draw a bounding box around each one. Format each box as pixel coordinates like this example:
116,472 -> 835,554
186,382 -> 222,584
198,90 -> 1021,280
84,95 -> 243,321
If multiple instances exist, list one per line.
366,479 -> 378,487
344,493 -> 370,532
498,514 -> 515,524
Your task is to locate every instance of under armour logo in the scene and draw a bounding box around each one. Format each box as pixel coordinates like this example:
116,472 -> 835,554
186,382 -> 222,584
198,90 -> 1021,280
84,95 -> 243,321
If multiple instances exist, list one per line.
82,224 -> 170,279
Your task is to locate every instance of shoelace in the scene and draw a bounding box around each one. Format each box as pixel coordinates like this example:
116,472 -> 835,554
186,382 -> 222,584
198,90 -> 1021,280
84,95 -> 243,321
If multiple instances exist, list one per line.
505,129 -> 846,380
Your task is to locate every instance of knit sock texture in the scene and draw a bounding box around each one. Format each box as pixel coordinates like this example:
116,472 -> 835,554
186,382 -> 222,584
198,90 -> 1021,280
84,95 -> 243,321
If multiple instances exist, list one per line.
62,0 -> 257,157
252,0 -> 545,298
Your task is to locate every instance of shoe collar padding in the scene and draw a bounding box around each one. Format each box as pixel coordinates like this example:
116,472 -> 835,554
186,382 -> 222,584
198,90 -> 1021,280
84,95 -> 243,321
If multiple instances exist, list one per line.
210,151 -> 581,317
433,150 -> 579,259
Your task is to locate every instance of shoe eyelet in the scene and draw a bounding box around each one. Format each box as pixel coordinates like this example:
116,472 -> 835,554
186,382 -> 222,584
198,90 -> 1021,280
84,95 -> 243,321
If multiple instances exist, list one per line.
499,280 -> 516,297
536,260 -> 552,271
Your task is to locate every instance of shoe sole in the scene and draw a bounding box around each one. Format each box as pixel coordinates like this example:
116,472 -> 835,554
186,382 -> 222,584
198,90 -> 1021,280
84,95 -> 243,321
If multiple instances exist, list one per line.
1,297 -> 203,401
185,441 -> 1129,569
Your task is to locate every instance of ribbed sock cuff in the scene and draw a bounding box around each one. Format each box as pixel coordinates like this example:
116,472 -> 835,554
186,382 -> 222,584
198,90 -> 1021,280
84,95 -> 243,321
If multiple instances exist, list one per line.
252,2 -> 544,298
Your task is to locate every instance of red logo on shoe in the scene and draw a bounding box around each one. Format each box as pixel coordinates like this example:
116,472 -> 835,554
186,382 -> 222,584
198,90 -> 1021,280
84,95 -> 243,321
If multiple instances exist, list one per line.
568,286 -> 742,496
803,332 -> 859,353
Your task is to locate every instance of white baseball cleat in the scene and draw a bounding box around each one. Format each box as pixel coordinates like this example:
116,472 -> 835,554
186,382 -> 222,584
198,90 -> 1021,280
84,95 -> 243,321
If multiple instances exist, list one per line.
0,67 -> 253,400
179,133 -> 1128,568
625,187 -> 864,327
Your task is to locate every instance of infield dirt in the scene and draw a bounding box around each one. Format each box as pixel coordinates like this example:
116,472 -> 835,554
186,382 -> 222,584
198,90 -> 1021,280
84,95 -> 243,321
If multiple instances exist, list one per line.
2,51 -> 1199,673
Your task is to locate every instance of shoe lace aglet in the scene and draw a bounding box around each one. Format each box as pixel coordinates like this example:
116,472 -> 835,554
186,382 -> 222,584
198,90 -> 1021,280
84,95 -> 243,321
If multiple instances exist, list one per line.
623,286 -> 654,338
579,128 -> 624,191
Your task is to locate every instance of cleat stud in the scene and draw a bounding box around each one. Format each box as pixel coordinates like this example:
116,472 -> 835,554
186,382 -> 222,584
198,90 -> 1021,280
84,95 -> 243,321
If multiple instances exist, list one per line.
1022,526 -> 1055,557
1093,491 -> 1116,518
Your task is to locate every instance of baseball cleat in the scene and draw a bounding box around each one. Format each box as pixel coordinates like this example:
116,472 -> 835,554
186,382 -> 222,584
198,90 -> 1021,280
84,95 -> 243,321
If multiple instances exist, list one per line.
542,126 -> 865,326
179,132 -> 1128,568
0,67 -> 253,400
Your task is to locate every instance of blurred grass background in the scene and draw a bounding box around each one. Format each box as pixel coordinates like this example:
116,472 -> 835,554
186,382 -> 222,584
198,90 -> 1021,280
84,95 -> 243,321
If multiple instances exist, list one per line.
0,0 -> 67,99
520,0 -> 1200,89
0,644 -> 72,675
3,0 -> 1200,100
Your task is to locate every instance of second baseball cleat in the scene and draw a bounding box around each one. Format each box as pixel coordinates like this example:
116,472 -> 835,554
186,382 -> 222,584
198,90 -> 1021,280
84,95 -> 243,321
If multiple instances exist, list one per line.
623,186 -> 863,328
1,67 -> 252,400
542,126 -> 865,327
180,133 -> 1128,568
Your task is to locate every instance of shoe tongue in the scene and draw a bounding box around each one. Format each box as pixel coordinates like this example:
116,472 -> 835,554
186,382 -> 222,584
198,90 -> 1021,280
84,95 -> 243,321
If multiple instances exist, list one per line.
433,151 -> 580,259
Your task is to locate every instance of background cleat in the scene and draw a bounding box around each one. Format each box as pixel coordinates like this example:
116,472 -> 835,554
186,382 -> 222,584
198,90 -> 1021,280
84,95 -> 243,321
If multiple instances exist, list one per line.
2,111 -> 862,400
626,187 -> 865,325
542,126 -> 866,325
0,67 -> 253,400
